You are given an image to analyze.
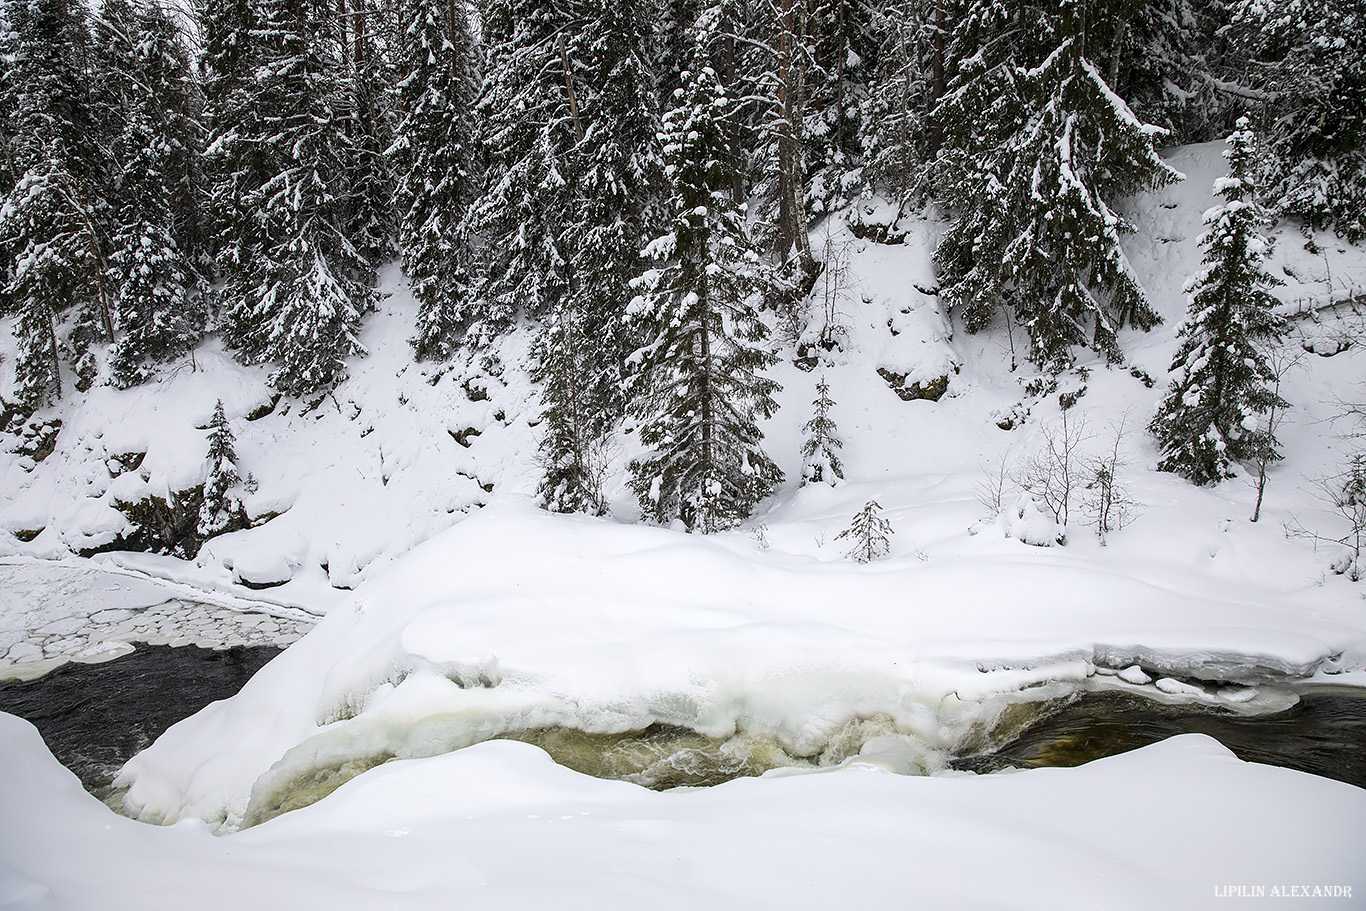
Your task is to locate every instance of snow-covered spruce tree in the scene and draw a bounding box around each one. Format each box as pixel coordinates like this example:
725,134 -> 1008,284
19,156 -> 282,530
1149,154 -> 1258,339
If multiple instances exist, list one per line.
388,0 -> 481,361
798,0 -> 881,219
1236,0 -> 1365,241
198,400 -> 246,537
533,302 -> 610,515
464,0 -> 581,345
857,0 -> 936,211
837,499 -> 892,562
218,0 -> 375,395
337,0 -> 397,268
101,0 -> 205,387
1006,37 -> 1179,368
534,0 -> 668,515
1150,119 -> 1287,485
1116,0 -> 1236,144
0,0 -> 108,408
564,0 -> 667,408
931,14 -> 1025,338
626,61 -> 784,534
199,0 -> 261,285
934,2 -> 1181,371
800,375 -> 844,486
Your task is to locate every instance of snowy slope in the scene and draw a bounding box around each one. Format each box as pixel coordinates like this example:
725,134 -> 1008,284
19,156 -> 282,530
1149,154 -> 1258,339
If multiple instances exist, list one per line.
0,263 -> 542,597
1,142 -> 1363,606
2,139 -> 1366,910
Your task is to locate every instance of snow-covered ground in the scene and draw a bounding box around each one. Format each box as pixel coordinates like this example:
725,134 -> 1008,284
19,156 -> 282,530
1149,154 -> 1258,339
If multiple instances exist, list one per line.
4,715 -> 1362,910
3,140 -> 1366,906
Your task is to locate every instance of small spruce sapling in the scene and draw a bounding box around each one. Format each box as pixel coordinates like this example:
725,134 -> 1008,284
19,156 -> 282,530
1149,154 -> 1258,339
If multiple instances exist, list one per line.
198,400 -> 245,537
837,500 -> 893,563
800,376 -> 844,486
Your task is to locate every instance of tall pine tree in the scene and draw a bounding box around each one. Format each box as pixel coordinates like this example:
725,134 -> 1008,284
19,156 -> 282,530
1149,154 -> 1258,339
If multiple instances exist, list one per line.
626,61 -> 783,533
388,0 -> 481,361
1150,119 -> 1286,484
933,1 -> 1180,371
535,0 -> 667,514
1236,0 -> 1365,241
217,0 -> 376,394
465,0 -> 581,345
0,0 -> 109,408
101,0 -> 206,387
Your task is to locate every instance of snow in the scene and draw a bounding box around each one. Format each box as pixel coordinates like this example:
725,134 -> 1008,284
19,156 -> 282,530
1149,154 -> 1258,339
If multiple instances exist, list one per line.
0,558 -> 315,680
3,713 -> 1362,911
2,143 -> 1366,905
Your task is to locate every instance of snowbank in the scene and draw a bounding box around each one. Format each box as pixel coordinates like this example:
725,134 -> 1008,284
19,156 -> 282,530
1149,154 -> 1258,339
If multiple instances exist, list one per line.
116,499 -> 1366,832
5,713 -> 1362,910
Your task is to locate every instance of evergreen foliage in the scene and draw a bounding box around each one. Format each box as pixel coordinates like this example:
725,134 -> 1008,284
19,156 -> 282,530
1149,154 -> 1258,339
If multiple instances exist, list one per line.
857,0 -> 935,208
215,0 -> 376,395
626,61 -> 784,533
1118,0 -> 1235,144
338,0 -> 397,267
1236,0 -> 1365,241
934,5 -> 1181,371
0,0 -> 107,408
389,0 -> 481,361
837,499 -> 892,562
198,399 -> 246,536
562,0 -> 667,414
534,0 -> 669,514
1150,119 -> 1287,485
800,375 -> 843,486
198,0 -> 261,286
778,0 -> 880,220
534,302 -> 611,516
101,0 -> 206,387
465,0 -> 582,344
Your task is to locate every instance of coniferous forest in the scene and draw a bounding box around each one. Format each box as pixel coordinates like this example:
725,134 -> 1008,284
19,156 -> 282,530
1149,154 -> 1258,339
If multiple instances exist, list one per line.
1,0 -> 1362,532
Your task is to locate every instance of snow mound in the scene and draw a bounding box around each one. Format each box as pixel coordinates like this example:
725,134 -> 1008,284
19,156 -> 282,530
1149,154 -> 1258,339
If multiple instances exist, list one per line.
6,712 -> 1365,911
116,500 -> 1366,832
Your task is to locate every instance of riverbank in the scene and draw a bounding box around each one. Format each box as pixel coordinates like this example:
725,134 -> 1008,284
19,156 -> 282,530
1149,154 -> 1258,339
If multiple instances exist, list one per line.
4,710 -> 1362,911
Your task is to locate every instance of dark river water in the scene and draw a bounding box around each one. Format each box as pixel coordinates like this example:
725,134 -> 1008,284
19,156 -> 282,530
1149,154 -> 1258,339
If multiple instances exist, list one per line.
954,690 -> 1366,790
2,646 -> 1364,805
0,644 -> 280,800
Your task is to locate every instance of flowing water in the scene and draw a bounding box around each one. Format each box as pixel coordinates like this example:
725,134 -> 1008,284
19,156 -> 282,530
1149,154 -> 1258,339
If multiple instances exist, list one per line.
3,645 -> 1364,819
953,689 -> 1366,790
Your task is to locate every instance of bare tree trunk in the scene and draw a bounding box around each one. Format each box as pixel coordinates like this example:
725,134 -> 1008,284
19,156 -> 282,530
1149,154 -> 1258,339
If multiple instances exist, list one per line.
448,0 -> 460,81
557,34 -> 584,142
1109,19 -> 1125,88
932,0 -> 945,100
1251,349 -> 1296,522
834,0 -> 846,155
777,0 -> 795,265
775,0 -> 812,273
722,29 -> 745,205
